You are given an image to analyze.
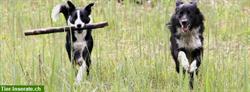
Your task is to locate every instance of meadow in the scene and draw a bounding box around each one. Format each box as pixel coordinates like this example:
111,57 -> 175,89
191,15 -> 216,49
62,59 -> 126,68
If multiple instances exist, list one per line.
0,0 -> 249,91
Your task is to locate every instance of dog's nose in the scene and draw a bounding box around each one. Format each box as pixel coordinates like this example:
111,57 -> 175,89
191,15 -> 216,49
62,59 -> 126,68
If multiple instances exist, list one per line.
76,24 -> 81,28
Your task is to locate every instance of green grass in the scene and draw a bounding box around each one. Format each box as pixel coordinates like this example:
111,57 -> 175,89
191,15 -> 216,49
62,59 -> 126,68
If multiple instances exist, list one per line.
0,0 -> 249,91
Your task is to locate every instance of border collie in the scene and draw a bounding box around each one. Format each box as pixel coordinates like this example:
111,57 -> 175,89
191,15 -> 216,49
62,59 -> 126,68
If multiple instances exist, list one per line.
168,0 -> 204,89
51,1 -> 94,84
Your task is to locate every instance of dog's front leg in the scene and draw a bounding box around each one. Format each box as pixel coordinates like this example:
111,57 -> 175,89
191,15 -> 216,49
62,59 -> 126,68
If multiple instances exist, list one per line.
189,48 -> 202,73
178,51 -> 189,72
189,60 -> 197,73
188,60 -> 198,89
75,58 -> 87,84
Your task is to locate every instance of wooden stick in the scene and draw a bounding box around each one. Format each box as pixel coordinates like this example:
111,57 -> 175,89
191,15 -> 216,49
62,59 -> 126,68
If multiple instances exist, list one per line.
24,22 -> 108,36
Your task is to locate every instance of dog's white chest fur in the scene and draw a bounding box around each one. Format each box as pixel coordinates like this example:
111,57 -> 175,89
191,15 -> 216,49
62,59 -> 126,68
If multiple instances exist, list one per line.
73,31 -> 87,50
176,27 -> 202,49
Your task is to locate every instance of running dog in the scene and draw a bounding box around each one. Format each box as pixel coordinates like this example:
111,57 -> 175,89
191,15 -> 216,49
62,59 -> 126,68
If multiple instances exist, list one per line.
168,0 -> 205,89
51,1 -> 94,84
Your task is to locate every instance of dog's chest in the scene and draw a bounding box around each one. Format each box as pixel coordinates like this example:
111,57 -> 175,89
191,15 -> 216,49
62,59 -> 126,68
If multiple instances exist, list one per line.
176,28 -> 202,49
73,31 -> 87,50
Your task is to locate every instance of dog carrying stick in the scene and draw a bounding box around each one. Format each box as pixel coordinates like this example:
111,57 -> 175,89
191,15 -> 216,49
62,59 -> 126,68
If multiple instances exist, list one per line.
24,22 -> 108,36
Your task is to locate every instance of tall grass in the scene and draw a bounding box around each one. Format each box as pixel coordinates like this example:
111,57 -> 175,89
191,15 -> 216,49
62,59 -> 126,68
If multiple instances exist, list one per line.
0,0 -> 249,91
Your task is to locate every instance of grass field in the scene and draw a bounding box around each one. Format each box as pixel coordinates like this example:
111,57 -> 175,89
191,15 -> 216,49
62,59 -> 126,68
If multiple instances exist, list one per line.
0,0 -> 249,91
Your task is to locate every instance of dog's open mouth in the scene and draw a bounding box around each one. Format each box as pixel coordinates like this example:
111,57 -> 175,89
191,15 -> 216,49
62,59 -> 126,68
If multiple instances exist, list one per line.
181,24 -> 190,32
180,20 -> 190,32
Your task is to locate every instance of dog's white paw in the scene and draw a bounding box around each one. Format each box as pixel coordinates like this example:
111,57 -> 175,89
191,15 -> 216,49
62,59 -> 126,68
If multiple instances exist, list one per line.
182,59 -> 189,71
75,62 -> 87,85
178,51 -> 189,71
75,72 -> 83,85
189,60 -> 197,73
75,78 -> 81,85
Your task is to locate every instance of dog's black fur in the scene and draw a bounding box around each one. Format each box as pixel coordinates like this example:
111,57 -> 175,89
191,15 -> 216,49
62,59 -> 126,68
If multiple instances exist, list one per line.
168,0 -> 204,89
51,1 -> 94,83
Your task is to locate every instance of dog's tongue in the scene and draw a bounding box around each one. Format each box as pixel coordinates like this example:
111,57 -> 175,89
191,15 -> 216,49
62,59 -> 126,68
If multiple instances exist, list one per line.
182,26 -> 189,32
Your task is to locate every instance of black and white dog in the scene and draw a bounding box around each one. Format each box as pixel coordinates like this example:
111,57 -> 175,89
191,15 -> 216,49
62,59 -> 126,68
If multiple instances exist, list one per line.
168,0 -> 204,89
51,1 -> 94,84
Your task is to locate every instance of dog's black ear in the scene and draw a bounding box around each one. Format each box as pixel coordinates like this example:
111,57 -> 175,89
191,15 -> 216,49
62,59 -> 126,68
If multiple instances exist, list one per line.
176,0 -> 183,6
84,3 -> 94,15
67,1 -> 76,12
190,0 -> 197,5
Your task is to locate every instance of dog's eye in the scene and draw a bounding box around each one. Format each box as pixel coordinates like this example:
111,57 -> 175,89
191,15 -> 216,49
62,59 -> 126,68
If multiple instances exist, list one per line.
186,11 -> 190,14
83,17 -> 90,23
69,17 -> 74,24
79,15 -> 90,23
69,14 -> 77,24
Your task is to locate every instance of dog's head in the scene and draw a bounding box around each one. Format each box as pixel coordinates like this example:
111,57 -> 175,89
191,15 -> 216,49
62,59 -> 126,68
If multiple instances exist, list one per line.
174,0 -> 204,32
51,1 -> 94,28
